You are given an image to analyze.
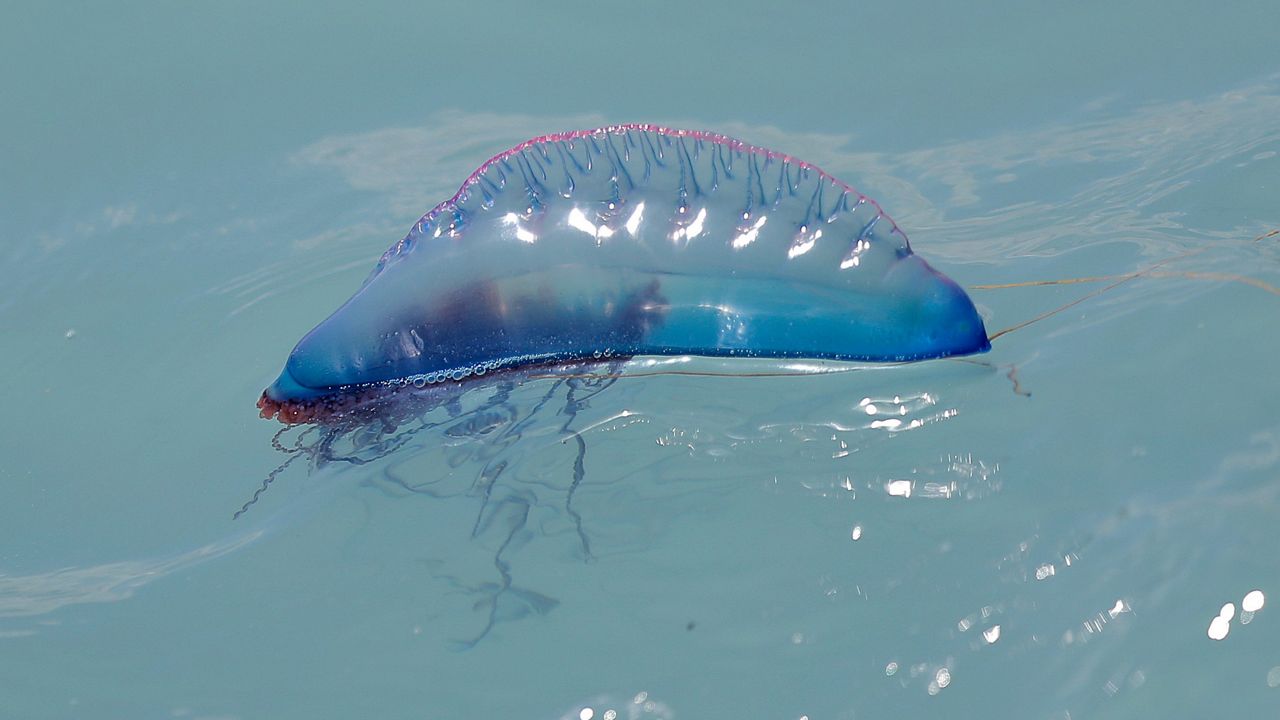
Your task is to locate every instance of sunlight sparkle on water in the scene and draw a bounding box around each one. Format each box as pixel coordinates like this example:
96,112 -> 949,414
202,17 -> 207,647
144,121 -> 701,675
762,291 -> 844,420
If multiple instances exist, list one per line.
1208,615 -> 1230,641
1208,590 -> 1267,639
927,667 -> 952,696
1208,602 -> 1236,640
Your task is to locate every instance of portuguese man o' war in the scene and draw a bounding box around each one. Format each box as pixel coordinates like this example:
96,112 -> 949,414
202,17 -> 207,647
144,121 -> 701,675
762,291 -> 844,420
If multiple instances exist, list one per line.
259,125 -> 989,424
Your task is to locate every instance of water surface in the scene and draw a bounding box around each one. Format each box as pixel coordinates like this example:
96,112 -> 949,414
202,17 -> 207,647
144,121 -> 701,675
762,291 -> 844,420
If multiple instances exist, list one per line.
2,2 -> 1279,718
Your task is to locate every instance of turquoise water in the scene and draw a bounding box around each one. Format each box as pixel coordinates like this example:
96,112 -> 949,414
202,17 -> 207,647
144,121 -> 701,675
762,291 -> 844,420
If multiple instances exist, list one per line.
3,2 -> 1279,718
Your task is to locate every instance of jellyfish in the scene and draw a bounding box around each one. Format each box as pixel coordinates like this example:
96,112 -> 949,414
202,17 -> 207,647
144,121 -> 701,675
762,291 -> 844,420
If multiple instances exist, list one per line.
247,126 -> 995,645
257,125 -> 990,425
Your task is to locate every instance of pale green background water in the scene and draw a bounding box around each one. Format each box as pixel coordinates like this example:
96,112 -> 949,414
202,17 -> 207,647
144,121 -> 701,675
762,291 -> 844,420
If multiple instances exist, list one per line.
3,2 -> 1280,718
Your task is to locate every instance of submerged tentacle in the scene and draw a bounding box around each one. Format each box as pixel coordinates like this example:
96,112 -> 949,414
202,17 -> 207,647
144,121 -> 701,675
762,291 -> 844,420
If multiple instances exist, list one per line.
233,451 -> 306,520
455,494 -> 533,650
557,366 -> 623,560
469,379 -> 562,540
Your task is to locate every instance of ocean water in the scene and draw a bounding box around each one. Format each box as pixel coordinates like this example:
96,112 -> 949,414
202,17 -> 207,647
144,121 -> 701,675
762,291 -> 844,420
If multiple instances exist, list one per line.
3,2 -> 1279,718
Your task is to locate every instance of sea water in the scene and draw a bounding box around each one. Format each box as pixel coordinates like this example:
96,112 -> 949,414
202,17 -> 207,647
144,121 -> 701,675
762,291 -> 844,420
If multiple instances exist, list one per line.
2,2 -> 1279,718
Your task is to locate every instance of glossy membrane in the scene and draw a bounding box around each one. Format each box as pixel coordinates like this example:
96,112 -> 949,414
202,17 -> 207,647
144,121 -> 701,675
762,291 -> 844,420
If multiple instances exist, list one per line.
261,126 -> 989,420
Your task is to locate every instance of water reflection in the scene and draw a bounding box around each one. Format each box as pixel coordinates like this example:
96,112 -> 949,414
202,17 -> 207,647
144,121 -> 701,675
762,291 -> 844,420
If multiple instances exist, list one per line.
240,356 -> 994,647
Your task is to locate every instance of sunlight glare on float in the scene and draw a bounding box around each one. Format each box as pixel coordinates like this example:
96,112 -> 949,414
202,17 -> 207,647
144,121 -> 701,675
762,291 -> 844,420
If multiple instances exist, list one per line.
501,212 -> 537,243
731,214 -> 768,248
567,207 -> 614,241
625,202 -> 645,235
840,238 -> 871,270
670,206 -> 711,242
685,207 -> 706,238
670,207 -> 707,242
788,228 -> 821,259
982,625 -> 1001,644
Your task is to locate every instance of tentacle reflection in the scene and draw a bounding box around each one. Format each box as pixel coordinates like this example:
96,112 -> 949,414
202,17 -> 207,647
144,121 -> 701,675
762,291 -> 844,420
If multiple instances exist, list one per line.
242,360 -> 625,646
242,355 -> 1004,646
